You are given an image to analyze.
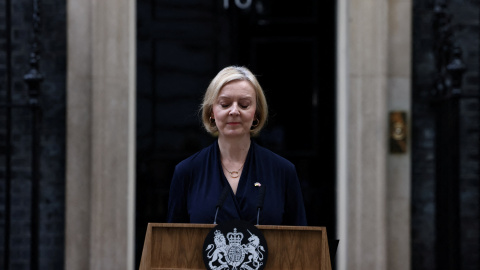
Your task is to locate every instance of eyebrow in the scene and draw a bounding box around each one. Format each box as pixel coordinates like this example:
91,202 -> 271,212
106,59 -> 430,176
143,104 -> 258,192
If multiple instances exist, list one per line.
217,95 -> 254,100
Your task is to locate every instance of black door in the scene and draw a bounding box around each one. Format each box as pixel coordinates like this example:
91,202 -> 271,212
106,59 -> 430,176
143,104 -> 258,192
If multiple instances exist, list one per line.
136,0 -> 336,267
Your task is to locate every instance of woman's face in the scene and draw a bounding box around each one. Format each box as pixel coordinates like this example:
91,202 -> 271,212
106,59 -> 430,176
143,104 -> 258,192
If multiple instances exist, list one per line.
212,80 -> 257,138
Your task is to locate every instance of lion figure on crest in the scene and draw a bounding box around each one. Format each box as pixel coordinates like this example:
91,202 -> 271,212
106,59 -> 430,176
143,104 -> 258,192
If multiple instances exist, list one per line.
205,230 -> 228,269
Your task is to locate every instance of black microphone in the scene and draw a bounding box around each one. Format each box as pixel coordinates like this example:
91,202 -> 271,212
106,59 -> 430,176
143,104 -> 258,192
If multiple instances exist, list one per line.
256,185 -> 266,225
214,185 -> 230,224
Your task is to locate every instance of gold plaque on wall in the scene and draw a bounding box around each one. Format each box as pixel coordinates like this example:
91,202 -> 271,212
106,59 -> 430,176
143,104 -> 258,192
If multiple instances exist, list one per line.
389,111 -> 407,153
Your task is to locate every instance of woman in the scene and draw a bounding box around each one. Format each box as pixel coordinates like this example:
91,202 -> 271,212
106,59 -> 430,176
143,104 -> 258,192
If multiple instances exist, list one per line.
167,66 -> 307,226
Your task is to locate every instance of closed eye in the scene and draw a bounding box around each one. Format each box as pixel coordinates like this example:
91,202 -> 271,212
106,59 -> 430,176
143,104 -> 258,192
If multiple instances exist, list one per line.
239,101 -> 251,108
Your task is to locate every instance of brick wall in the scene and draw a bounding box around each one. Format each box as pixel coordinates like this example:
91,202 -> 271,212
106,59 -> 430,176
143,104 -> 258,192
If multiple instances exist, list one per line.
0,0 -> 66,269
454,0 -> 480,267
0,0 -> 7,265
412,0 -> 479,269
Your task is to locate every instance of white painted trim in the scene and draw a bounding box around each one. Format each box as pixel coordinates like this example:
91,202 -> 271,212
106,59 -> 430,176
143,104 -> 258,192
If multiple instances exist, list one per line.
336,0 -> 349,269
127,0 -> 137,269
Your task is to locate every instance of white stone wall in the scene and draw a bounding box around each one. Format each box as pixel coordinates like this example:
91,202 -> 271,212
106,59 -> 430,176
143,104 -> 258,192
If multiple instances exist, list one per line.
66,0 -> 136,270
336,0 -> 411,269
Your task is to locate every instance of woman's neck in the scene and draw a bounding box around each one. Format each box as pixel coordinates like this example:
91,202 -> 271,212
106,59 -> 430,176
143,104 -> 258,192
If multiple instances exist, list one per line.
217,135 -> 251,162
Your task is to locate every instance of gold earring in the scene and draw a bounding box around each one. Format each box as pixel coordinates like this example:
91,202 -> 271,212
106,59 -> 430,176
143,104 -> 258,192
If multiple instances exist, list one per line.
251,118 -> 259,128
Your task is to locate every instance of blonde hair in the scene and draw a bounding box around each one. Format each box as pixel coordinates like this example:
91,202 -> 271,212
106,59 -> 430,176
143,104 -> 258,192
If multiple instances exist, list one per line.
201,66 -> 268,136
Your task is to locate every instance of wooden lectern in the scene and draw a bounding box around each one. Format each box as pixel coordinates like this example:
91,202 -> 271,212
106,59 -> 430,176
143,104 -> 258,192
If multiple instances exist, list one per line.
139,223 -> 332,270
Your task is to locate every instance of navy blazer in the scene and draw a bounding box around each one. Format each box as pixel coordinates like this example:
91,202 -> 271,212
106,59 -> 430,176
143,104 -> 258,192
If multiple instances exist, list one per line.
167,140 -> 307,226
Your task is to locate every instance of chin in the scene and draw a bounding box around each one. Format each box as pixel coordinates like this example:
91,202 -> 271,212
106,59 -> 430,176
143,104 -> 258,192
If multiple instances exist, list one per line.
222,130 -> 249,137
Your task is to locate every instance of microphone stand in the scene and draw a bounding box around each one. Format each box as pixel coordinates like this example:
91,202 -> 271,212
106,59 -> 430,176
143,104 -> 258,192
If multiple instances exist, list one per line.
214,186 -> 230,224
256,185 -> 266,225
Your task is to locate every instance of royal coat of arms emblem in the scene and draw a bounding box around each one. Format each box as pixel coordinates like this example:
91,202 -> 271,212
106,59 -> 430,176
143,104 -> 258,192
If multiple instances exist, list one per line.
203,220 -> 268,270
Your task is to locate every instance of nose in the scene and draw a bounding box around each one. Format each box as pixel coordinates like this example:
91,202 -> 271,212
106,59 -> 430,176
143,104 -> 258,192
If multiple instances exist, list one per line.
229,103 -> 240,115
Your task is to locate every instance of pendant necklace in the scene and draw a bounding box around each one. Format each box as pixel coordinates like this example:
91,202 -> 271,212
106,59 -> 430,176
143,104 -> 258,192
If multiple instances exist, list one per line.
222,161 -> 244,178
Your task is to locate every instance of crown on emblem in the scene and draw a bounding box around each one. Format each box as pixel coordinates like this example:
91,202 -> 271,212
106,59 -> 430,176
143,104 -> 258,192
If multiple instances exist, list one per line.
227,228 -> 243,245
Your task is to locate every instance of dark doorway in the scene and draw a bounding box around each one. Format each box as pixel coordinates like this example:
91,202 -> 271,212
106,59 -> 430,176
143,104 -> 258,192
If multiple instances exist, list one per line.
136,0 -> 336,267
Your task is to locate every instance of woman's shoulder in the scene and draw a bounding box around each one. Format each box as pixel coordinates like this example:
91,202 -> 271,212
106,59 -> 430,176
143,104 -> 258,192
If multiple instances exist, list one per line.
175,142 -> 216,172
252,141 -> 295,169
